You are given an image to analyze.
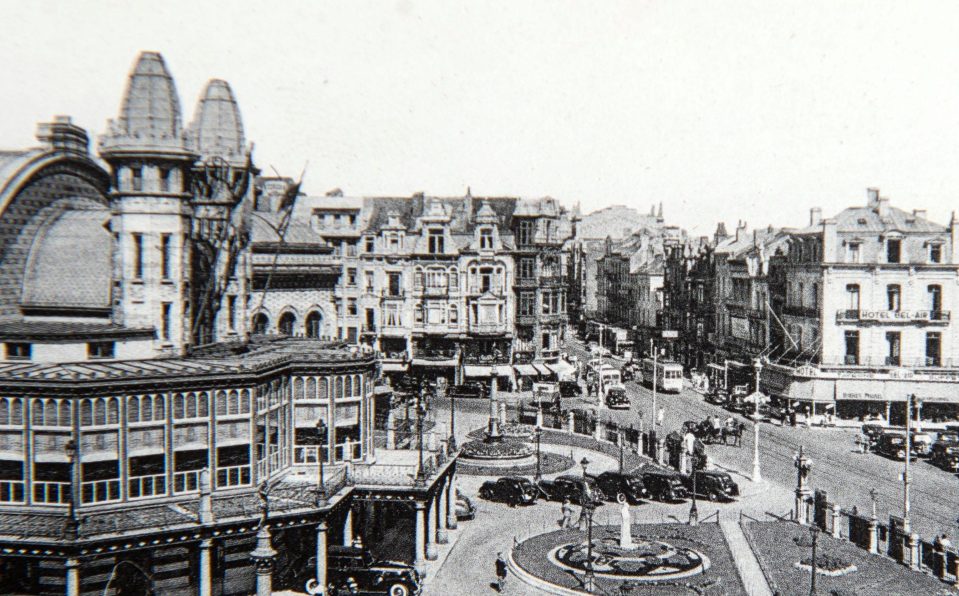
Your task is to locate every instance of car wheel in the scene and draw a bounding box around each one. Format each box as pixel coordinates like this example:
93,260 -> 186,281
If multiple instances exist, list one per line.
708,492 -> 718,502
388,583 -> 412,596
617,492 -> 626,503
480,488 -> 492,500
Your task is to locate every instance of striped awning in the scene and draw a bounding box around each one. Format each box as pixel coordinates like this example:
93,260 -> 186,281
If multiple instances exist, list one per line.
464,365 -> 494,377
514,364 -> 538,376
532,363 -> 553,376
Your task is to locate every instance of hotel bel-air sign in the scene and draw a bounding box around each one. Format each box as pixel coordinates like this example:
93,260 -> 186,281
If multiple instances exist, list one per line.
855,309 -> 949,322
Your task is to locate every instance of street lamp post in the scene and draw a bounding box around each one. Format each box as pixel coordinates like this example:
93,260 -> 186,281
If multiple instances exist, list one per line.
618,430 -> 625,474
903,394 -> 915,533
688,446 -> 699,526
580,457 -> 595,593
794,446 -> 812,523
650,339 -> 658,429
808,525 -> 820,595
534,425 -> 543,481
416,392 -> 427,486
315,420 -> 327,505
448,389 -> 457,453
751,358 -> 763,483
869,487 -> 878,520
63,439 -> 79,540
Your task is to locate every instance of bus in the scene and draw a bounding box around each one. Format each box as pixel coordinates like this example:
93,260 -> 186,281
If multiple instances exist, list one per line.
641,358 -> 684,393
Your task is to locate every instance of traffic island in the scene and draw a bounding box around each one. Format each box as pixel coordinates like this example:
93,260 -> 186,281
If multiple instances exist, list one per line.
742,521 -> 952,596
510,523 -> 747,595
458,451 -> 575,476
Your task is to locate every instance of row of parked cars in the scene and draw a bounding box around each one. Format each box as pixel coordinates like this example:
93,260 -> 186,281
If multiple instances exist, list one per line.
862,423 -> 959,472
478,467 -> 740,508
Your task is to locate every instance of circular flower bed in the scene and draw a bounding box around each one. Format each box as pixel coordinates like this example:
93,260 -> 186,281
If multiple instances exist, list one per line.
794,553 -> 857,577
460,438 -> 533,460
496,423 -> 535,439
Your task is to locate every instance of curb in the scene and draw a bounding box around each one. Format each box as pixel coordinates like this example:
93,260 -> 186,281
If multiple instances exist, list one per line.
507,549 -> 588,595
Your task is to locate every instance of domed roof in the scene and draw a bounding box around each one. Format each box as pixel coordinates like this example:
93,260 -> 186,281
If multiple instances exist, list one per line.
100,52 -> 187,154
21,208 -> 112,309
187,79 -> 247,164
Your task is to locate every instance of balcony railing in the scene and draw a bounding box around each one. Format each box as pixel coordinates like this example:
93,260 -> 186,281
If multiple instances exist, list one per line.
415,286 -> 451,297
467,286 -> 506,295
469,321 -> 509,334
380,289 -> 405,299
836,309 -> 951,323
822,356 -> 958,368
413,350 -> 458,360
216,465 -> 252,489
514,277 -> 537,288
540,275 -> 564,287
81,479 -> 121,504
516,314 -> 538,326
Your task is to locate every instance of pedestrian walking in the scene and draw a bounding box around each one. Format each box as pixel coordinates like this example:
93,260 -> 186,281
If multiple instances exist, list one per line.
657,407 -> 665,427
575,501 -> 588,530
559,498 -> 573,528
495,552 -> 508,592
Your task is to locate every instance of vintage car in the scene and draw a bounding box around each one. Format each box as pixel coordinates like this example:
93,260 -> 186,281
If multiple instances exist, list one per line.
704,388 -> 729,406
620,362 -> 636,382
327,545 -> 422,596
640,469 -> 689,502
455,489 -> 476,521
559,380 -> 583,397
930,440 -> 959,472
604,385 -> 630,409
537,475 -> 605,506
591,471 -> 646,504
875,432 -> 918,461
478,477 -> 539,507
448,381 -> 486,399
911,431 -> 934,457
861,422 -> 886,450
683,470 -> 740,502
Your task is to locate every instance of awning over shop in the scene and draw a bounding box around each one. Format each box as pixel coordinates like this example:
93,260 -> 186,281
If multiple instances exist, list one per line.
494,365 -> 514,377
514,364 -> 538,376
411,358 -> 458,367
835,379 -> 886,402
547,360 -> 577,379
381,362 -> 408,372
707,363 -> 725,372
464,365 -> 494,377
532,363 -> 552,376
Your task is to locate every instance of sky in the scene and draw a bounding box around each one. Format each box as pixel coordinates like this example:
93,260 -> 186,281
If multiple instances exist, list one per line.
3,1 -> 959,236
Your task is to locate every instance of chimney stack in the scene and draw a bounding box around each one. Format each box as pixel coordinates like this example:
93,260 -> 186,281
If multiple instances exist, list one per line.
913,209 -> 927,220
35,116 -> 89,154
877,196 -> 890,217
810,207 -> 822,226
867,187 -> 880,207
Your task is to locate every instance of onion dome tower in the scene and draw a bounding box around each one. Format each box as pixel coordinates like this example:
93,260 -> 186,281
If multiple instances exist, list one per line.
99,51 -> 197,355
185,79 -> 255,345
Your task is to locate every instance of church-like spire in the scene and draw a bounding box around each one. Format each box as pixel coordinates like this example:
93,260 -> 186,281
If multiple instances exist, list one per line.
187,79 -> 247,165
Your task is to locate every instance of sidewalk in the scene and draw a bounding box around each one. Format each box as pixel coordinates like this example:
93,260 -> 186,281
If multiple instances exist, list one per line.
719,519 -> 774,596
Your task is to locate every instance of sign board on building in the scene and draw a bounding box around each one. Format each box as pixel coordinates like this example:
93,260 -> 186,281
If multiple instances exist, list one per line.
661,330 -> 679,339
731,317 -> 749,339
857,310 -> 946,322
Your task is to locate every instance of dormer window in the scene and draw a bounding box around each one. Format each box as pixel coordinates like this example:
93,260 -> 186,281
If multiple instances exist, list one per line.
930,243 -> 943,264
428,228 -> 445,254
887,238 -> 901,264
847,242 -> 861,264
480,227 -> 494,250
131,166 -> 143,191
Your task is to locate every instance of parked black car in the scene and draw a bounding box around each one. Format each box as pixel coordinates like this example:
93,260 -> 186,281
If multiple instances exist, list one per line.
478,476 -> 538,506
448,381 -> 486,399
683,470 -> 739,502
591,471 -> 646,504
875,432 -> 918,461
641,469 -> 689,502
861,422 -> 885,451
929,434 -> 959,472
455,489 -> 476,521
559,380 -> 583,397
537,475 -> 605,505
327,545 -> 422,596
704,388 -> 729,406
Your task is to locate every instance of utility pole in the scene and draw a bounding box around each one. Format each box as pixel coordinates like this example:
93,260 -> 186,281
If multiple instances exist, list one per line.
903,393 -> 914,533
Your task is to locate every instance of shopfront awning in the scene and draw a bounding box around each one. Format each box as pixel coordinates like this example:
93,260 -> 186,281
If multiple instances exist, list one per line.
494,365 -> 514,377
547,360 -> 577,379
411,358 -> 458,367
532,363 -> 553,376
707,363 -> 725,372
464,365 -> 494,377
514,364 -> 538,376
381,362 -> 408,372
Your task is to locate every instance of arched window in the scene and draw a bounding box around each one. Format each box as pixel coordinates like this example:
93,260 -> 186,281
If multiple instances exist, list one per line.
229,391 -> 239,415
335,377 -> 343,399
252,313 -> 270,335
45,400 -> 59,427
32,399 -> 44,426
354,375 -> 363,396
153,395 -> 164,421
216,391 -> 227,416
186,393 -> 197,418
0,400 -> 9,424
305,311 -> 323,338
94,398 -> 107,425
198,392 -> 209,417
449,267 -> 459,290
293,378 -> 304,400
107,398 -> 119,424
128,397 -> 140,422
278,312 -> 296,336
58,401 -> 69,427
344,376 -> 353,397
319,378 -> 329,399
81,400 -> 93,426
241,389 -> 251,413
174,394 -> 185,419
12,399 -> 23,425
142,396 -> 153,422
306,377 -> 317,400
449,304 -> 458,324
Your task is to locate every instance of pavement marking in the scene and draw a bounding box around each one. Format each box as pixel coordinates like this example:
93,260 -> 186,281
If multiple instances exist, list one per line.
719,519 -> 774,596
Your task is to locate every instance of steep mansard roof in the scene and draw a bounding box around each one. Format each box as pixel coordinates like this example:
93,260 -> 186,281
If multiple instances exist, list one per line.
187,79 -> 247,164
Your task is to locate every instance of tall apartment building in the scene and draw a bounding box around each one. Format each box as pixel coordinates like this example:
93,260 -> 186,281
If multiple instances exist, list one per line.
764,189 -> 959,426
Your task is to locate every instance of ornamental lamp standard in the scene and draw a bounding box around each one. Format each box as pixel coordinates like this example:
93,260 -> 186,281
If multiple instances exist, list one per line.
448,385 -> 457,453
687,436 -> 699,526
63,439 -> 79,540
315,419 -> 328,505
580,456 -> 590,478
751,357 -> 763,483
416,391 -> 428,486
869,487 -> 878,520
534,425 -> 543,481
618,430 -> 625,474
809,524 -> 820,595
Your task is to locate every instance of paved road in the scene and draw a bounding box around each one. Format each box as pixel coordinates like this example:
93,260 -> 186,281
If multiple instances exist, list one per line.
563,339 -> 959,541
